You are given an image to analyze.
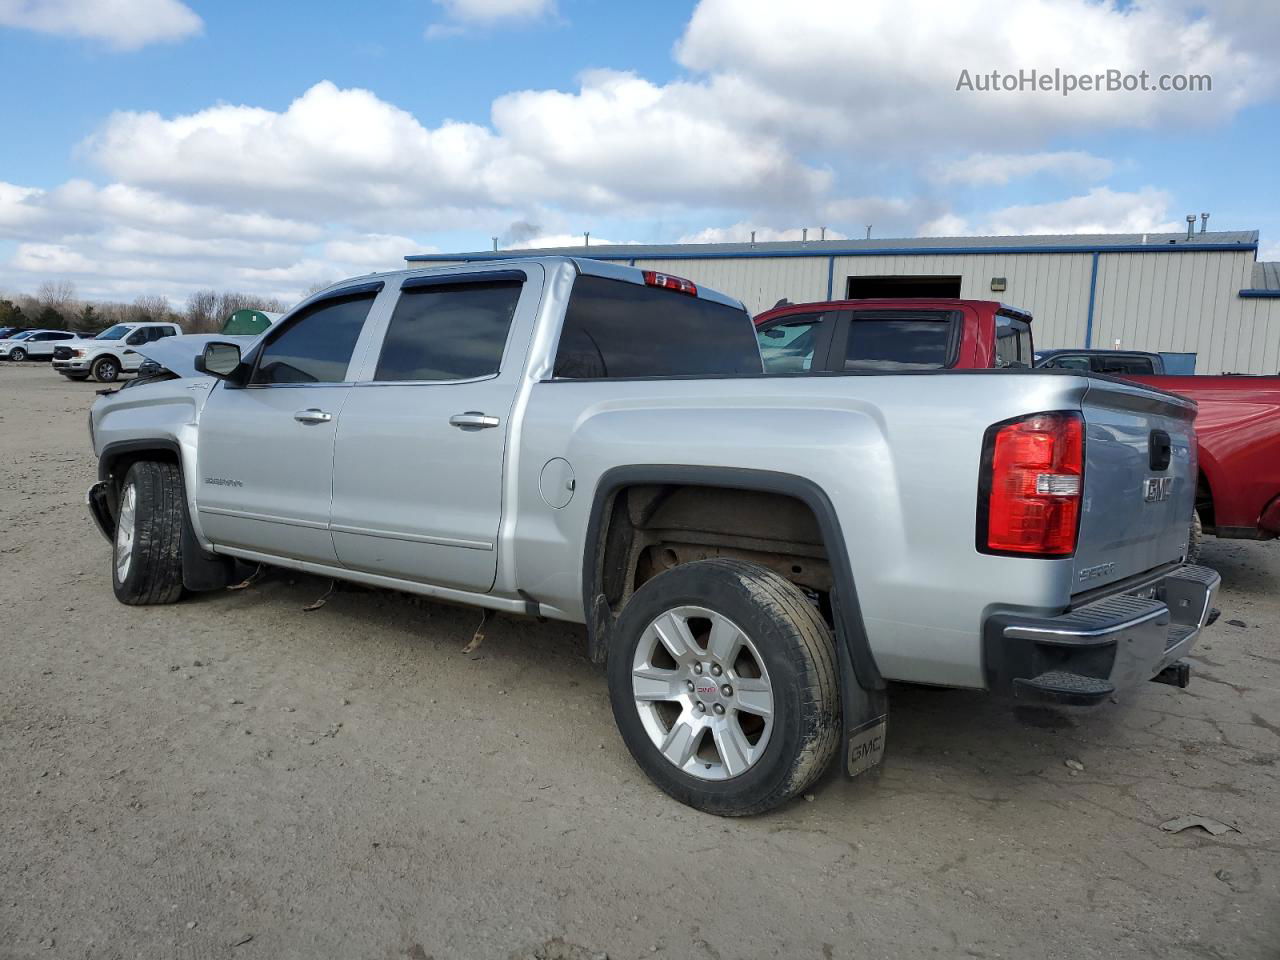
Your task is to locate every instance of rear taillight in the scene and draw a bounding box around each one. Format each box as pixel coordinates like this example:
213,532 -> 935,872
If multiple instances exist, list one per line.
979,411 -> 1084,557
642,270 -> 697,296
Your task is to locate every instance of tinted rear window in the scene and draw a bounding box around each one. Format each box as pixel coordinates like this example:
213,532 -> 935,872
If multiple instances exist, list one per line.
1095,355 -> 1156,374
843,314 -> 954,371
995,314 -> 1033,368
553,275 -> 760,379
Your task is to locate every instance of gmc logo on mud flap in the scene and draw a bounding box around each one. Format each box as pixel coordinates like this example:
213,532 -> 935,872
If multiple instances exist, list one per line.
1144,477 -> 1174,502
846,716 -> 888,778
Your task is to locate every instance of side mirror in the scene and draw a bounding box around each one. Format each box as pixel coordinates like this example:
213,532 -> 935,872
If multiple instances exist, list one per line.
195,341 -> 244,381
762,328 -> 786,339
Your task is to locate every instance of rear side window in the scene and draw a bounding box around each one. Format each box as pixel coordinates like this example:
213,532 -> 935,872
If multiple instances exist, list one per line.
252,292 -> 376,385
995,314 -> 1033,368
1094,355 -> 1156,374
375,278 -> 521,382
553,275 -> 760,379
757,313 -> 828,373
1043,355 -> 1089,370
843,312 -> 955,371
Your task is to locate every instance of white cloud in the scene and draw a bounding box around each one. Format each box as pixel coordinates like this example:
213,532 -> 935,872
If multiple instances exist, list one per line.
0,0 -> 201,50
86,77 -> 830,220
917,214 -> 971,237
954,187 -> 1181,236
506,233 -> 628,249
434,0 -> 553,23
676,0 -> 1274,149
934,151 -> 1114,186
679,224 -> 847,244
323,234 -> 427,267
6,0 -> 1277,303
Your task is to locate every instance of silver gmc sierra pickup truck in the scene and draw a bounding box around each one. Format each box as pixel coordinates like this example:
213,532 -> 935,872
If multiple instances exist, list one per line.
86,256 -> 1220,815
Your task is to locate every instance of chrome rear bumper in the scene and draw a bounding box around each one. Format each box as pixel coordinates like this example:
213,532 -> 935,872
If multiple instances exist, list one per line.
984,564 -> 1221,704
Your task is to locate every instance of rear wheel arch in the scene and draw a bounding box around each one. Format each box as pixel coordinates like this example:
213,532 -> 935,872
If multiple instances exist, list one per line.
581,465 -> 883,695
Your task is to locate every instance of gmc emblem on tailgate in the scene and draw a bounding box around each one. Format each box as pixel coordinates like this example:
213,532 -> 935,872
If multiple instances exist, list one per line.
1144,477 -> 1174,502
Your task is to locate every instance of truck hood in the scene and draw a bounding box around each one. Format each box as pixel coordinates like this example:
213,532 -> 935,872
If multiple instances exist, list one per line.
134,334 -> 258,378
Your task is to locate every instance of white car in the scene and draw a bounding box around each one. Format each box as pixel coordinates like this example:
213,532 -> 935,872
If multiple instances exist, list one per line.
52,321 -> 182,382
0,329 -> 82,361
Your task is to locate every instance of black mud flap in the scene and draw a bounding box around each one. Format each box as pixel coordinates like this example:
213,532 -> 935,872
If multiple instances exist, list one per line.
839,639 -> 889,779
181,500 -> 236,592
86,481 -> 114,542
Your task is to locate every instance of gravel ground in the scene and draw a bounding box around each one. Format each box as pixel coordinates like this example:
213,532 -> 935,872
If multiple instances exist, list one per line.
2,362 -> 1278,960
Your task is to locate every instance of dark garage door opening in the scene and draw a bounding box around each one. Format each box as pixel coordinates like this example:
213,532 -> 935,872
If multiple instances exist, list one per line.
846,275 -> 962,299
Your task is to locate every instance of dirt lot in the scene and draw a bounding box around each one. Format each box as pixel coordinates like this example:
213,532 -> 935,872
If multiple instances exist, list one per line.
1,362 -> 1278,960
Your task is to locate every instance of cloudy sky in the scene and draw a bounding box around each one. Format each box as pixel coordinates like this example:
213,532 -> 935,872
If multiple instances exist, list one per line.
0,0 -> 1277,305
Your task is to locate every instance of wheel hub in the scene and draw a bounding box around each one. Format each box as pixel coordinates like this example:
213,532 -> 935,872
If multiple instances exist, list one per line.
631,605 -> 775,781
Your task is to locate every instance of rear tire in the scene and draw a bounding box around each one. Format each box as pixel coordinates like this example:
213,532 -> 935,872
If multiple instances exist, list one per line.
1187,510 -> 1203,565
607,558 -> 840,816
92,357 -> 120,382
112,461 -> 185,605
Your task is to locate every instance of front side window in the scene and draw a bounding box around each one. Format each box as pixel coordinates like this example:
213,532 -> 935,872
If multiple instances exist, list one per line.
554,275 -> 760,379
995,314 -> 1032,367
251,292 -> 376,385
374,278 -> 521,382
757,313 -> 826,373
843,313 -> 955,371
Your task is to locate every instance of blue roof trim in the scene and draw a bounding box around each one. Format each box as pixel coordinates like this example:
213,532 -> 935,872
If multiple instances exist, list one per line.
1239,289 -> 1280,298
406,242 -> 1258,263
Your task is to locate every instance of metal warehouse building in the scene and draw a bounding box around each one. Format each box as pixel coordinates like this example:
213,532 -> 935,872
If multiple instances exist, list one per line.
407,230 -> 1280,375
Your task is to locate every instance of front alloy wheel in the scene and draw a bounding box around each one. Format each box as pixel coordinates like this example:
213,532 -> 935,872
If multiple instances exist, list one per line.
10,347 -> 26,362
93,357 -> 119,382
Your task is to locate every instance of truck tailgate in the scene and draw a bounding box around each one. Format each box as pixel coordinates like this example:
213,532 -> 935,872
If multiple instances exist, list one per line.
1073,378 -> 1197,594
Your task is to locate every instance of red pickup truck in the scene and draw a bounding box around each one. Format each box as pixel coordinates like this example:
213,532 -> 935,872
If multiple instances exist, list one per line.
753,298 -> 1280,552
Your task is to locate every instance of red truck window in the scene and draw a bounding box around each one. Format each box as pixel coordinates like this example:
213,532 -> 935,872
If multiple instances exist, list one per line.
995,314 -> 1033,368
842,312 -> 956,371
757,312 -> 827,373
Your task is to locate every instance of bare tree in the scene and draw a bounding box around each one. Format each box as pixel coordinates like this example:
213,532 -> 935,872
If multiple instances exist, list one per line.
131,295 -> 174,324
184,289 -> 221,333
37,279 -> 77,312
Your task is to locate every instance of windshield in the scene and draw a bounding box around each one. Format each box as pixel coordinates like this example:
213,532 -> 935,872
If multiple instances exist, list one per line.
95,324 -> 132,340
9,330 -> 36,340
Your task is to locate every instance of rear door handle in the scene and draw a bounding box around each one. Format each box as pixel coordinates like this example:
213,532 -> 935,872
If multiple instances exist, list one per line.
294,409 -> 333,424
449,411 -> 500,429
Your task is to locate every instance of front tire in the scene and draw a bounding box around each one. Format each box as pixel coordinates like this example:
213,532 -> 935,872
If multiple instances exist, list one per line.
10,347 -> 26,362
112,461 -> 185,605
92,357 -> 120,382
607,558 -> 840,816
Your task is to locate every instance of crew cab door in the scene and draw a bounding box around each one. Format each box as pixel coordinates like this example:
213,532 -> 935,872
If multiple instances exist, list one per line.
328,267 -> 541,591
195,284 -> 384,564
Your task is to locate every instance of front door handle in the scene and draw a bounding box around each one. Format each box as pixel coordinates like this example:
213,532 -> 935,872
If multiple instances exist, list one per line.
449,411 -> 500,429
294,408 -> 333,424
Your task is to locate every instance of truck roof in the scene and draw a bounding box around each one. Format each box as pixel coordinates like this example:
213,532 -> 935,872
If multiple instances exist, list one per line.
302,256 -> 748,314
754,298 -> 1033,325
